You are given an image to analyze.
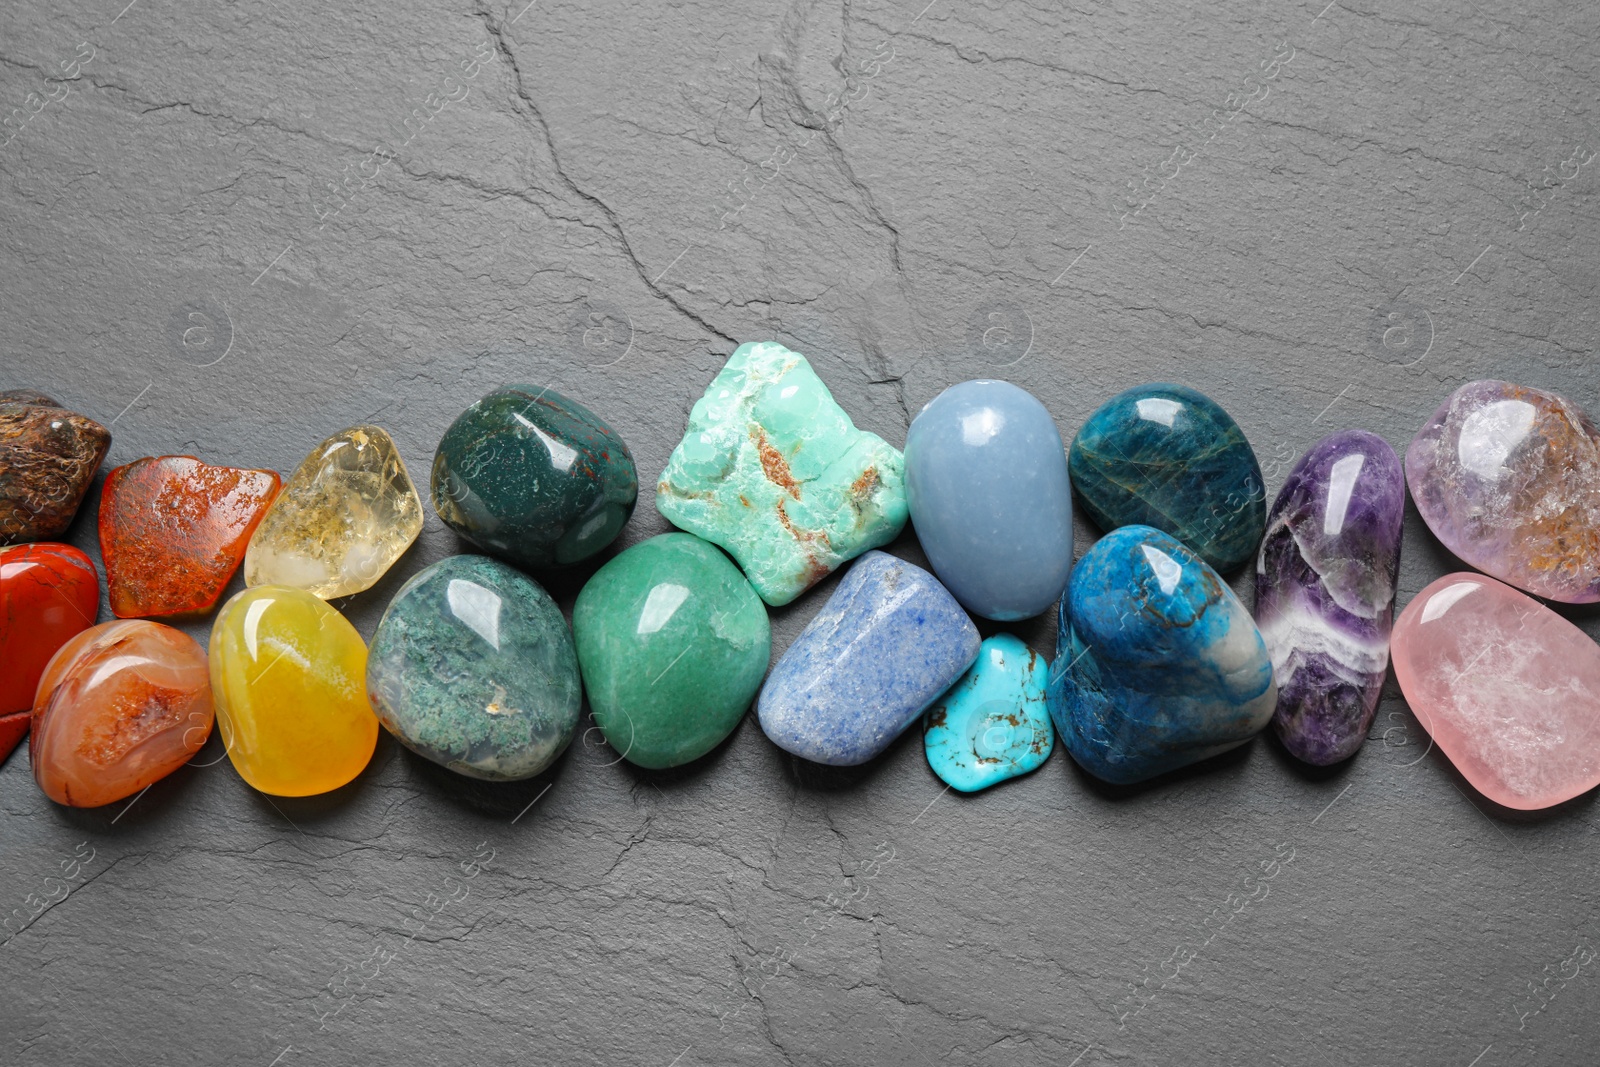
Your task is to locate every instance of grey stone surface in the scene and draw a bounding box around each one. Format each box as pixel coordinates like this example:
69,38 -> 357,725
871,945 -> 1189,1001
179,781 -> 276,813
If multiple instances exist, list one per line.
1,0 -> 1597,1063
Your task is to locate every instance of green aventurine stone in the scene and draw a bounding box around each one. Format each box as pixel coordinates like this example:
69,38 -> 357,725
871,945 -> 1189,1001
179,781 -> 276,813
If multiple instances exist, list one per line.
655,341 -> 908,606
573,533 -> 771,769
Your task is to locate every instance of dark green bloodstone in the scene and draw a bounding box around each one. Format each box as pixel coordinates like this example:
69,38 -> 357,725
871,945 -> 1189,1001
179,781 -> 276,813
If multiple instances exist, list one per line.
431,386 -> 637,569
367,555 -> 582,780
1068,383 -> 1265,572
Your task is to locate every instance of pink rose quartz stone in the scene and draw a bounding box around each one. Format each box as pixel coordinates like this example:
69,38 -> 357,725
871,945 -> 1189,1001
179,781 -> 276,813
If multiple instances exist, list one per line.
1392,572 -> 1600,810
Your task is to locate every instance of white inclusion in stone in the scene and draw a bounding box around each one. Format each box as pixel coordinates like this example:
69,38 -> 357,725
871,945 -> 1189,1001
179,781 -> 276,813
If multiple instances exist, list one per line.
1419,579 -> 1482,625
637,583 -> 691,635
1322,454 -> 1366,537
960,407 -> 1005,447
1140,544 -> 1184,595
1258,595 -> 1387,688
448,579 -> 504,649
1456,398 -> 1536,480
1135,397 -> 1182,427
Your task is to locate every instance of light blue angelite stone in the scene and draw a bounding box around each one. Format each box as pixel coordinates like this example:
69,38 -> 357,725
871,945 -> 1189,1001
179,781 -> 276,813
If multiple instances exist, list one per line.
904,380 -> 1073,621
923,634 -> 1054,792
1048,525 -> 1276,784
757,551 -> 980,766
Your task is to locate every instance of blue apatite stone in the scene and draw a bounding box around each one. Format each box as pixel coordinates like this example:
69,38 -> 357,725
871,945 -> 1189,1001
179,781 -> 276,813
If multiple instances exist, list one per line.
905,380 -> 1073,621
758,551 -> 980,765
1068,383 -> 1265,572
924,633 -> 1054,792
1048,525 -> 1276,784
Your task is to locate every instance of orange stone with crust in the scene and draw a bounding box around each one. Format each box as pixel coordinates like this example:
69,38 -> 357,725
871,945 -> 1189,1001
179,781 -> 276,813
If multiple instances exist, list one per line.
99,455 -> 281,618
30,619 -> 214,807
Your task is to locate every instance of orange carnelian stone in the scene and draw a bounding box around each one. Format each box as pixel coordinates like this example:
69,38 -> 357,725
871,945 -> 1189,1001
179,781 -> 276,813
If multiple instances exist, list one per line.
99,456 -> 280,619
0,542 -> 99,763
30,619 -> 214,807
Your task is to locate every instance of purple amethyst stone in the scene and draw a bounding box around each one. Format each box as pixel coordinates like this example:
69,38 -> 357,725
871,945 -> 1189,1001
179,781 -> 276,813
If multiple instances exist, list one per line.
1255,430 -> 1404,765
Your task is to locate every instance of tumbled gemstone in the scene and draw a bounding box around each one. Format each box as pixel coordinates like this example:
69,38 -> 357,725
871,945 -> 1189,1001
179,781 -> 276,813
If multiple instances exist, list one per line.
0,390 -> 111,542
1406,380 -> 1600,603
0,543 -> 99,762
904,380 -> 1073,621
923,633 -> 1054,792
1069,383 -> 1265,572
210,585 -> 378,796
30,620 -> 213,807
758,551 -> 979,765
100,455 -> 281,618
656,342 -> 908,606
245,425 -> 423,599
1257,431 -> 1404,765
1049,525 -> 1276,784
1392,572 -> 1600,810
432,386 -> 637,570
368,555 -> 581,780
574,533 -> 770,768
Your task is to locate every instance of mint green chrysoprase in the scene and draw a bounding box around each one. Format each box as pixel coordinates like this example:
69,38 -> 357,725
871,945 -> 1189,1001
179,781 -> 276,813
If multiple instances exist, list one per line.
572,533 -> 770,769
655,342 -> 908,606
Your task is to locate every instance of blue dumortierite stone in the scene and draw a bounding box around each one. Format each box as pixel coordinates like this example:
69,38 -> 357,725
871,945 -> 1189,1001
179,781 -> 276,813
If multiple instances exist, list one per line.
924,633 -> 1054,792
1048,525 -> 1276,784
904,380 -> 1073,621
757,551 -> 980,766
367,555 -> 582,781
1068,383 -> 1265,572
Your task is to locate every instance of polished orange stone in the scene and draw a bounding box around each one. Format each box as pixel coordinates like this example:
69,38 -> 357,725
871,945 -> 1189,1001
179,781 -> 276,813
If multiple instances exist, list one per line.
0,542 -> 99,763
30,619 -> 214,807
99,455 -> 281,619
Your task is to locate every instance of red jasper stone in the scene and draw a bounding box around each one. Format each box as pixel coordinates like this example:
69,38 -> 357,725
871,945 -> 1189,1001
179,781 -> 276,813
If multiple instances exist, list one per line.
0,543 -> 99,763
99,456 -> 281,619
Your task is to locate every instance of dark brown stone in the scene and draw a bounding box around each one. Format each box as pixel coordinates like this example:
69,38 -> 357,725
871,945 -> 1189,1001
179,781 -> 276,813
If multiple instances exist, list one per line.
0,392 -> 111,543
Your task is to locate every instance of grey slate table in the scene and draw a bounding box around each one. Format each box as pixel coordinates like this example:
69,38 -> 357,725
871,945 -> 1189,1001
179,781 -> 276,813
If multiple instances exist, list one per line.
2,1 -> 1598,1064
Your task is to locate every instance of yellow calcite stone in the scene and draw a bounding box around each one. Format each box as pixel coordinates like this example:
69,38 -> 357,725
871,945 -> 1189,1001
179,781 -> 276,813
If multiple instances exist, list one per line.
209,585 -> 379,796
244,425 -> 423,599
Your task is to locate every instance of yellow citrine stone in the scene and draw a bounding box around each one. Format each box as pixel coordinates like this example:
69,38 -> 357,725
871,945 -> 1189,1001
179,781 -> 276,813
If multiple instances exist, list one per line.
244,425 -> 423,599
210,585 -> 379,796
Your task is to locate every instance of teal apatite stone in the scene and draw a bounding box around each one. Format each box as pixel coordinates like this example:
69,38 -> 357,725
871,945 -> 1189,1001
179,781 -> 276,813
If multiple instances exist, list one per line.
1048,525 -> 1276,784
367,554 -> 582,780
923,634 -> 1054,792
432,386 -> 637,569
656,341 -> 908,606
1068,383 -> 1265,572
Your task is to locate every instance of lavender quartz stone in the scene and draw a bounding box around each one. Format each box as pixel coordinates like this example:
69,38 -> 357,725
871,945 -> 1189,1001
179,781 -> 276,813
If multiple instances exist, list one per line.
1255,430 -> 1403,765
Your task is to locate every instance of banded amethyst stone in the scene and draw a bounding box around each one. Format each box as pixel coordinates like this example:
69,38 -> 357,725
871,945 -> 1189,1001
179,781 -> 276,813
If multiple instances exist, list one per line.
1255,430 -> 1403,765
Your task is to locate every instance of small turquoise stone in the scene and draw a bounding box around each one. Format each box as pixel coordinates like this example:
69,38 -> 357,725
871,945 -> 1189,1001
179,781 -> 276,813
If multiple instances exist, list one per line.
905,380 -> 1073,621
923,634 -> 1054,792
1048,525 -> 1276,784
757,551 -> 980,766
1068,383 -> 1265,572
432,386 -> 637,570
367,554 -> 582,780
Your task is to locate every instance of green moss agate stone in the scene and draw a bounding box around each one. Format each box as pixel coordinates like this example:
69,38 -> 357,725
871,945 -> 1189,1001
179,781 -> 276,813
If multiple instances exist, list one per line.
573,533 -> 770,768
1068,383 -> 1265,573
367,555 -> 581,780
655,342 -> 908,606
431,386 -> 637,570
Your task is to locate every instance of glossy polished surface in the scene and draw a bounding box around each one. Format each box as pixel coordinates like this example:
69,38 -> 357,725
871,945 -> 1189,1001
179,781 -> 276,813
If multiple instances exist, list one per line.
904,380 -> 1073,621
758,551 -> 979,766
574,533 -> 770,769
923,633 -> 1053,792
1069,383 -> 1265,572
1406,380 -> 1600,602
30,620 -> 212,807
245,425 -> 423,599
1049,525 -> 1276,784
0,543 -> 99,765
1257,431 -> 1404,765
432,386 -> 637,570
100,455 -> 281,618
1393,572 -> 1600,810
209,585 -> 378,796
656,341 -> 908,606
0,390 -> 111,543
369,555 -> 580,780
